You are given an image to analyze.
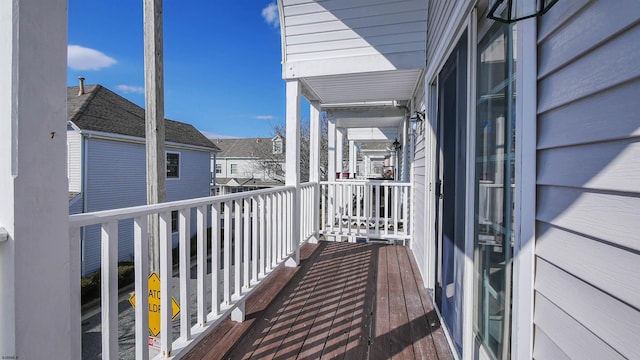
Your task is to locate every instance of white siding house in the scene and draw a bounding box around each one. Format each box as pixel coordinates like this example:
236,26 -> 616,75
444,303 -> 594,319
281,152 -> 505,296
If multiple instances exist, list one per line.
211,137 -> 285,194
67,84 -> 220,276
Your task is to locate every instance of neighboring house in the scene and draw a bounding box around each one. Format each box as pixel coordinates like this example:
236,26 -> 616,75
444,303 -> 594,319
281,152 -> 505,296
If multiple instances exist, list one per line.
67,83 -> 220,276
211,136 -> 285,194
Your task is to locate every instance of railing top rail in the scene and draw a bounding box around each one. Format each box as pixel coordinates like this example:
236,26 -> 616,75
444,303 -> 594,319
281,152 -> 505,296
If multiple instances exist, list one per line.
69,185 -> 295,228
320,180 -> 411,186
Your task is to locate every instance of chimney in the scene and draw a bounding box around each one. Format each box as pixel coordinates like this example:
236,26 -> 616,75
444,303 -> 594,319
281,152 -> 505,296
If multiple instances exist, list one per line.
78,77 -> 85,96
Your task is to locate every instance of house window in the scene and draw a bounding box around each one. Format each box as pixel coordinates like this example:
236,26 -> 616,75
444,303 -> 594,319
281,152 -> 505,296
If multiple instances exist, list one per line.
167,152 -> 180,178
272,138 -> 283,154
230,163 -> 237,175
215,164 -> 222,174
171,210 -> 178,233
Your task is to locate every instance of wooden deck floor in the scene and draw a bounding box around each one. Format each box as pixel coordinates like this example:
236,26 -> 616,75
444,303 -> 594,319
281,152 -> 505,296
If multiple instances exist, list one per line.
184,241 -> 452,360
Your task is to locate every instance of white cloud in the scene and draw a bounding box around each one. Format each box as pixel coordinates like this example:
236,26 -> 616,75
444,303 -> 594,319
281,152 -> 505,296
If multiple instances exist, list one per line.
116,84 -> 145,94
261,2 -> 279,28
68,45 -> 117,71
253,115 -> 276,120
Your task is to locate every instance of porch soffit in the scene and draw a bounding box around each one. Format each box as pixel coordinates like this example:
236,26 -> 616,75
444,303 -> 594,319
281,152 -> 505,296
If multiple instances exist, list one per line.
279,0 -> 427,105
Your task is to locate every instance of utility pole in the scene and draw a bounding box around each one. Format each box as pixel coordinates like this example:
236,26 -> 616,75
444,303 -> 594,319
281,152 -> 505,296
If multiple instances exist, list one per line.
144,0 -> 166,274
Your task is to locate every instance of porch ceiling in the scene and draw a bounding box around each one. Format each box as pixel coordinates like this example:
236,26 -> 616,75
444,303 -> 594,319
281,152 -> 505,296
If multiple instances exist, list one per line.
300,69 -> 423,104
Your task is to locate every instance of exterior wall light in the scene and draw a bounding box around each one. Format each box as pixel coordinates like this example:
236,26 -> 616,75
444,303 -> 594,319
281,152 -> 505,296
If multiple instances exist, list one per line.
410,111 -> 425,135
488,0 -> 558,23
392,138 -> 401,151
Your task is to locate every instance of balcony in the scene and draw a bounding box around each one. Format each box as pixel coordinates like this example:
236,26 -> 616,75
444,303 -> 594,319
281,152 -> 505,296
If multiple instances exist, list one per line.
72,181 -> 451,359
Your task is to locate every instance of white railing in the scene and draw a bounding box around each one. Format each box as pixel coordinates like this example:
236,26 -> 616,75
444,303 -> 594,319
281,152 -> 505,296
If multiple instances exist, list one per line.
320,180 -> 411,243
300,182 -> 319,243
70,185 -> 309,359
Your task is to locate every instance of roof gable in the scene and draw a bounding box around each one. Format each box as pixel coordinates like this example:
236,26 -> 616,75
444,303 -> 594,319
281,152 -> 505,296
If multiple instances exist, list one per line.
67,85 -> 220,151
212,137 -> 285,159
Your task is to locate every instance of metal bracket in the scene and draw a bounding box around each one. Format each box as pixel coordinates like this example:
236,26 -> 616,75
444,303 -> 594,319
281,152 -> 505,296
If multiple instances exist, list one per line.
0,227 -> 8,242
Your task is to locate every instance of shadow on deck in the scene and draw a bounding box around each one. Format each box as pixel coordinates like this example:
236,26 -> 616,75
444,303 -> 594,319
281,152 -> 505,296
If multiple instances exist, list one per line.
184,241 -> 452,359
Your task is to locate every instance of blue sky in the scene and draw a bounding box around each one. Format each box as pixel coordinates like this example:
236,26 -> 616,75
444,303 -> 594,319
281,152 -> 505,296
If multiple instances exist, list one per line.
67,1 -> 305,139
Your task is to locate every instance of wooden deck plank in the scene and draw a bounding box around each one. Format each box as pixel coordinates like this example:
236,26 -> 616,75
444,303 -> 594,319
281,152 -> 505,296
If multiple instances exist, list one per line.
187,242 -> 453,360
342,244 -> 379,359
396,246 -> 439,359
269,243 -> 361,359
405,247 -> 453,360
183,242 -> 320,360
228,242 -> 328,359
370,245 -> 390,360
294,244 -> 360,359
387,246 -> 416,360
320,245 -> 372,358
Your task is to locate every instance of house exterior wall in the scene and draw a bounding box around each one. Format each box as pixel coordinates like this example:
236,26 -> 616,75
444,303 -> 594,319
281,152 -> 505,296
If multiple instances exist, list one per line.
81,137 -> 211,276
215,157 -> 267,179
533,1 -> 640,358
426,0 -> 458,69
411,74 -> 428,283
67,129 -> 82,193
280,0 -> 427,78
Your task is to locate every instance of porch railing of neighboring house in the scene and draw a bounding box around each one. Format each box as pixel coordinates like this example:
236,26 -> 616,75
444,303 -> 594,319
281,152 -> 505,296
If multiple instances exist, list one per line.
69,184 -> 312,359
320,180 -> 412,244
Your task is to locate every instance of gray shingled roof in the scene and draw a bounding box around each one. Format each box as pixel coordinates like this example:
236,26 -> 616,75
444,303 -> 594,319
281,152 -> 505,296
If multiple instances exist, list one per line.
211,137 -> 283,158
68,85 -> 220,151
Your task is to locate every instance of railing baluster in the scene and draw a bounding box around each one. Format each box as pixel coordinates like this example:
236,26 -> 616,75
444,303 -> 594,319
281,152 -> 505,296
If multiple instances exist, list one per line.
321,184 -> 325,234
70,227 -> 82,359
101,220 -> 118,360
133,217 -> 149,360
266,194 -> 272,271
375,184 -> 380,234
243,198 -> 250,288
403,185 -> 409,239
276,193 -> 282,262
179,208 -> 192,341
223,202 -> 231,304
259,195 -> 266,277
251,197 -> 258,283
234,200 -> 242,298
211,202 -> 220,316
196,206 -> 206,325
159,211 -> 172,357
394,186 -> 399,236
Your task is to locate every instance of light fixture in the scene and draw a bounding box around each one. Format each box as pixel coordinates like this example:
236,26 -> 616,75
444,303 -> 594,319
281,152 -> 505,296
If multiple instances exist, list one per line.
488,0 -> 558,23
410,111 -> 425,135
392,138 -> 401,151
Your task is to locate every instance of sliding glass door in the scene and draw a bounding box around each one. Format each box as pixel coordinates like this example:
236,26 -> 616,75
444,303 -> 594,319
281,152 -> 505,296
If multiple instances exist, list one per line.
474,21 -> 516,360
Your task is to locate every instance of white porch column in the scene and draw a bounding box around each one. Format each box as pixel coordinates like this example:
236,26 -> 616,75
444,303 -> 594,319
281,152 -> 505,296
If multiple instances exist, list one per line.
309,101 -> 321,243
348,141 -> 356,178
328,118 -> 336,181
309,101 -> 321,183
336,128 -> 344,177
285,80 -> 301,266
401,118 -> 409,181
0,1 -> 75,359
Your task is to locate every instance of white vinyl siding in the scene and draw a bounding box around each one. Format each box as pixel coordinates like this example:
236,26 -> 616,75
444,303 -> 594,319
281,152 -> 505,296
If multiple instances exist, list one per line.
67,130 -> 82,192
426,0 -> 458,68
81,138 -> 211,276
533,1 -> 640,358
411,76 -> 427,279
282,0 -> 426,61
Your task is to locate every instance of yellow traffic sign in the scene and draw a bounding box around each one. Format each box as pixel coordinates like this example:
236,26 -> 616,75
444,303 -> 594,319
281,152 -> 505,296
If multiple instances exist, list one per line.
129,272 -> 180,337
